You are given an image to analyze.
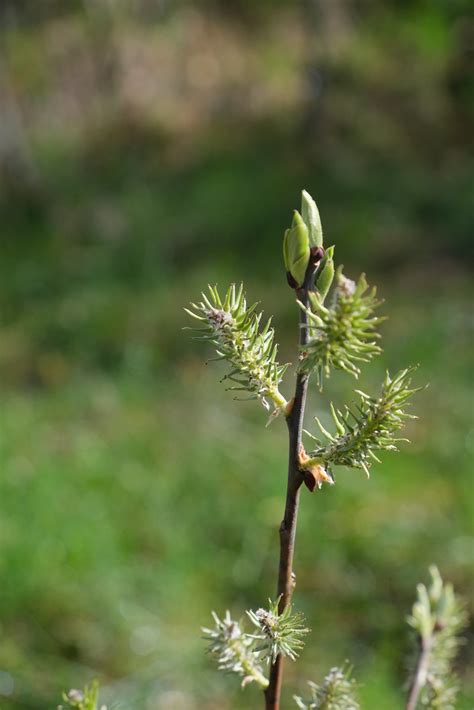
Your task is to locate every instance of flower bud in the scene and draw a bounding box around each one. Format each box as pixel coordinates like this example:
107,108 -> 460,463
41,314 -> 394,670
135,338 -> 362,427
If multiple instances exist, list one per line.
301,190 -> 323,248
315,245 -> 335,300
283,211 -> 310,288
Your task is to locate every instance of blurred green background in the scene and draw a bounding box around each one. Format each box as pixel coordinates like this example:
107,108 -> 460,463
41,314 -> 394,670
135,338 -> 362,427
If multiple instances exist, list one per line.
0,1 -> 473,708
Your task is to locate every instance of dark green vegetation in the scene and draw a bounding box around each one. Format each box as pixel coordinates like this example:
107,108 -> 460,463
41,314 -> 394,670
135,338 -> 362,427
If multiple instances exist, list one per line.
0,1 -> 473,707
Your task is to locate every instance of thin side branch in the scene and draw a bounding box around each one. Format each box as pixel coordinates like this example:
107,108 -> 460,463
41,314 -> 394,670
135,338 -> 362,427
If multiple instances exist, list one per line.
405,566 -> 467,710
406,638 -> 432,710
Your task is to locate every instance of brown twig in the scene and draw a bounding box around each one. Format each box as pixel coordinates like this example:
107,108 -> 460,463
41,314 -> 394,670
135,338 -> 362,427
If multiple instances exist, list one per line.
264,282 -> 312,710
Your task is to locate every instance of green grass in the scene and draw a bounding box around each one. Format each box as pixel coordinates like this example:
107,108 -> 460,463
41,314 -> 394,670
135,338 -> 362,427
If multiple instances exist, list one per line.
0,272 -> 472,708
1,4 -> 473,701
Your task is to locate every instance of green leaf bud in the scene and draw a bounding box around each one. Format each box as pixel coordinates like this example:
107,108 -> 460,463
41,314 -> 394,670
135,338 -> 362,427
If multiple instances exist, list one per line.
301,190 -> 323,248
283,211 -> 310,287
315,245 -> 335,300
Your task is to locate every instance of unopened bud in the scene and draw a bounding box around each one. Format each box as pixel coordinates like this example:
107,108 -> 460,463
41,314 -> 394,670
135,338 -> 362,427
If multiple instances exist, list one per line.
283,211 -> 310,288
315,245 -> 335,300
301,190 -> 323,248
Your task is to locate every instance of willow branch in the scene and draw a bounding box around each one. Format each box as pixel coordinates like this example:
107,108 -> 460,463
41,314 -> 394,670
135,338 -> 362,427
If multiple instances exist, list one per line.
264,279 -> 312,710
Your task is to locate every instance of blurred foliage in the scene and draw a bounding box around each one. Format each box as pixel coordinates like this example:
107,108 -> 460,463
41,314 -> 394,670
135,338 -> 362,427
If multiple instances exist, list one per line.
0,1 -> 473,708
